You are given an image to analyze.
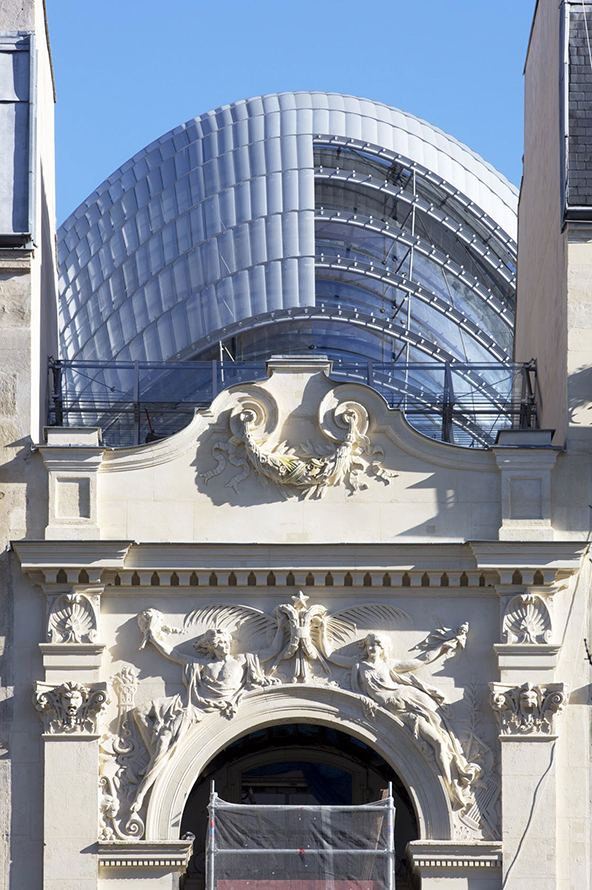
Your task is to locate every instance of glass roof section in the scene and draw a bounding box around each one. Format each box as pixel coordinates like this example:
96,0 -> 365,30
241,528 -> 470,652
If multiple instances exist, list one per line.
56,91 -> 518,446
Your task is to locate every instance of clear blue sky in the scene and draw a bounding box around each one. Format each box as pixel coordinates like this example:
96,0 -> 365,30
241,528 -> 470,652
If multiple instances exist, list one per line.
47,0 -> 536,225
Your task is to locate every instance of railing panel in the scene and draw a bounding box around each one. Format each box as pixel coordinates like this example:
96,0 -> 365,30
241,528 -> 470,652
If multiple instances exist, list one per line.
47,359 -> 537,449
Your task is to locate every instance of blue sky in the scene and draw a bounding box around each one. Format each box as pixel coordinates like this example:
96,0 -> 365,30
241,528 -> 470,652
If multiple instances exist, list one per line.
47,0 -> 536,224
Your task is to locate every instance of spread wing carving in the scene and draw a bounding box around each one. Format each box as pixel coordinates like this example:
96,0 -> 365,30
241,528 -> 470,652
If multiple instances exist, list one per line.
323,603 -> 413,646
183,603 -> 279,651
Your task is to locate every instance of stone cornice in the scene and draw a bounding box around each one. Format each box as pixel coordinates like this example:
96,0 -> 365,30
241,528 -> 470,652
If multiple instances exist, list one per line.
12,540 -> 583,590
98,840 -> 194,870
12,540 -> 133,572
406,839 -> 502,872
471,541 -> 587,573
0,249 -> 32,270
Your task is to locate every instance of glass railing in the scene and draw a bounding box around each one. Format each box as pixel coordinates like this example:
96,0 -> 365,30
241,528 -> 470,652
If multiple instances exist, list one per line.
47,358 -> 538,449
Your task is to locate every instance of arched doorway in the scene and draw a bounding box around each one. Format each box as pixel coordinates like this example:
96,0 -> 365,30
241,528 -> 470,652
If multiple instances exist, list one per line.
180,723 -> 419,889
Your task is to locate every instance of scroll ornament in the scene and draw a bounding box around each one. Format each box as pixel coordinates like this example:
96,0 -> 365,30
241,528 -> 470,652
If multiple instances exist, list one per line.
117,597 -> 486,824
489,682 -> 567,735
202,396 -> 396,498
34,680 -> 109,734
99,666 -> 146,841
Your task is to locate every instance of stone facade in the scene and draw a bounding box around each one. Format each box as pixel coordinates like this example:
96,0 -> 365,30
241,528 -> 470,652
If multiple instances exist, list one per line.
8,355 -> 589,889
1,2 -> 592,890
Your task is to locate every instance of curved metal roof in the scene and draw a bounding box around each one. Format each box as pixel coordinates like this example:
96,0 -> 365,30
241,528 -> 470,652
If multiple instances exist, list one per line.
57,91 -> 517,375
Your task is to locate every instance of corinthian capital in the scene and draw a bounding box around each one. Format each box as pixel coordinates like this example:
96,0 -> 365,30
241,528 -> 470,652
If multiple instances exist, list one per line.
34,680 -> 109,735
489,682 -> 567,736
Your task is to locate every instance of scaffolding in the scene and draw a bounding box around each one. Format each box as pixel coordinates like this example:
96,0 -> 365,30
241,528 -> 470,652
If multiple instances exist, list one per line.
206,783 -> 396,890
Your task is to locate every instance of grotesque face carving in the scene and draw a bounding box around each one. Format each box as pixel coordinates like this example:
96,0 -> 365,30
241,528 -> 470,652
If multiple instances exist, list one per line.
58,683 -> 87,725
518,683 -> 539,719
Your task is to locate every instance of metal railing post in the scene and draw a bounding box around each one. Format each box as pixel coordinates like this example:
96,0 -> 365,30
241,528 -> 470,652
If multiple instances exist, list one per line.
207,781 -> 217,890
519,360 -> 537,429
49,358 -> 63,426
442,362 -> 455,444
211,360 -> 218,400
387,781 -> 394,890
133,360 -> 140,446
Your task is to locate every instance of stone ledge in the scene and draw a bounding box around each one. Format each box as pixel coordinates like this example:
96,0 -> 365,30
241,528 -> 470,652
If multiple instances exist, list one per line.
39,642 -> 105,672
0,250 -> 32,270
406,840 -> 502,872
98,840 -> 193,870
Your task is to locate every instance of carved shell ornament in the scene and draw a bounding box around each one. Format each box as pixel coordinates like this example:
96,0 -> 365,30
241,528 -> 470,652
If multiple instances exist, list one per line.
202,392 -> 397,498
47,592 -> 98,643
502,593 -> 551,644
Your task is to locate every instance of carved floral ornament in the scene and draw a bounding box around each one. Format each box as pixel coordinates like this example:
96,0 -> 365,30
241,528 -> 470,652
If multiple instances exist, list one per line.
34,680 -> 109,735
98,595 -> 500,843
489,682 -> 567,736
202,392 -> 397,498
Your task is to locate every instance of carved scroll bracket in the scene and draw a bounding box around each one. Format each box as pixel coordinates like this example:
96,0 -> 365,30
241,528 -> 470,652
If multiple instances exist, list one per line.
489,682 -> 567,737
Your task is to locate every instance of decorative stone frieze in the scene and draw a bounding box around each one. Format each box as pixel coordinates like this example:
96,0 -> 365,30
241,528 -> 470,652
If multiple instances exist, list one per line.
406,839 -> 503,875
115,596 -> 487,826
489,682 -> 567,736
34,680 -> 109,735
502,592 -> 552,644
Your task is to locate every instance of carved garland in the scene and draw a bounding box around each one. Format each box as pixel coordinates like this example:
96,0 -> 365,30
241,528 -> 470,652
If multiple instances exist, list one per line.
202,397 -> 397,498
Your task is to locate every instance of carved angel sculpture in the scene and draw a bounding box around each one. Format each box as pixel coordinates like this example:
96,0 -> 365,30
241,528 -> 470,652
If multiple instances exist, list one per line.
316,621 -> 480,810
131,606 -> 281,812
411,622 -> 469,663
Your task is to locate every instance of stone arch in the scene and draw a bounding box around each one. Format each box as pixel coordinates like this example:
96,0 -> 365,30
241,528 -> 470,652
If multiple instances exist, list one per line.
145,684 -> 453,842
